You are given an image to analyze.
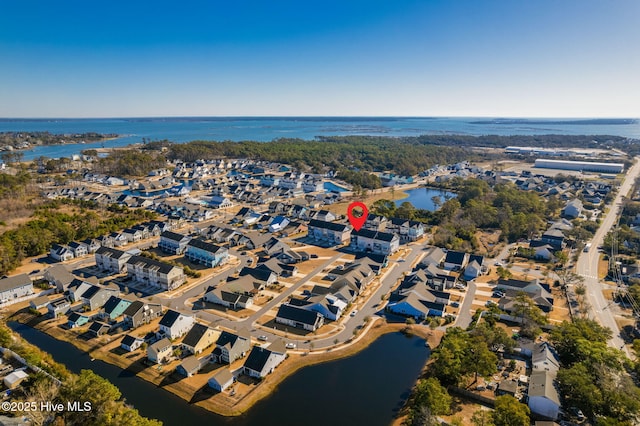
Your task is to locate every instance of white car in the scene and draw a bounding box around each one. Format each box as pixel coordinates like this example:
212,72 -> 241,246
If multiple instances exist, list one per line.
257,335 -> 268,341
350,310 -> 358,317
285,343 -> 297,349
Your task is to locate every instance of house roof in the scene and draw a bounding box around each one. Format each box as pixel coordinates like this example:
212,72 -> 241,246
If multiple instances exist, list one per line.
178,355 -> 201,373
0,274 -> 31,292
160,231 -> 190,242
103,295 -> 124,313
159,309 -> 190,327
351,228 -> 398,242
239,267 -> 275,283
444,251 -> 466,265
121,334 -> 141,347
308,219 -> 350,232
528,370 -> 560,405
498,379 -> 518,394
210,368 -> 233,385
243,346 -> 275,373
88,321 -> 109,333
44,264 -> 75,285
276,303 -> 322,326
150,338 -> 172,352
187,238 -> 225,253
95,246 -> 130,259
127,255 -> 178,275
216,331 -> 243,348
182,323 -> 213,348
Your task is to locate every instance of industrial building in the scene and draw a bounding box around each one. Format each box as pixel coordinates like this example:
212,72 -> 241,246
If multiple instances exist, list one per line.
534,159 -> 624,174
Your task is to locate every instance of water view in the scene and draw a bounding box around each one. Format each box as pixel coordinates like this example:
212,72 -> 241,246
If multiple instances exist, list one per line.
2,117 -> 638,161
10,323 -> 430,426
396,187 -> 456,210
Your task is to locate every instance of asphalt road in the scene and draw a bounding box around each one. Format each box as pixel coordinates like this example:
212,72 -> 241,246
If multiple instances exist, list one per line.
577,159 -> 640,357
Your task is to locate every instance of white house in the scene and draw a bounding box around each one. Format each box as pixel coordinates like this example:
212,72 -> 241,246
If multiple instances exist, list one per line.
350,229 -> 400,255
208,368 -> 235,392
242,339 -> 287,378
159,310 -> 195,339
527,370 -> 561,420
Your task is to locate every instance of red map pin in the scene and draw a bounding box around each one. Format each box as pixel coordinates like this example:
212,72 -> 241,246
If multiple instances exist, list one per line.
347,201 -> 368,231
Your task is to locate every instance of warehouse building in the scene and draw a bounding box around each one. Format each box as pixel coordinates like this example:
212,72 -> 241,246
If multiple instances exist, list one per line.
534,159 -> 624,174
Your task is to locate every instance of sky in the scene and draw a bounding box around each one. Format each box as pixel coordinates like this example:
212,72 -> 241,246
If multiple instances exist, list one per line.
1,0 -> 639,118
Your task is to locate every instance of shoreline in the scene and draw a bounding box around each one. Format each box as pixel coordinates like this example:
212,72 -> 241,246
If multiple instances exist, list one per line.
11,311 -> 442,417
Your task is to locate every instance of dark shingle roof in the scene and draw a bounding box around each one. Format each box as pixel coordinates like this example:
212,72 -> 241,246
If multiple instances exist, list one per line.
159,309 -> 182,327
243,346 -> 273,373
181,323 -> 211,348
444,251 -> 466,265
276,303 -> 322,326
187,238 -> 225,253
308,219 -> 349,232
351,228 -> 397,242
126,255 -> 178,274
160,231 -> 189,242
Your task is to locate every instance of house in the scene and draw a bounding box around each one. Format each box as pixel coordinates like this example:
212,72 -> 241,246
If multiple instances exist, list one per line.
95,247 -> 132,274
50,244 -> 74,262
123,301 -> 163,329
239,267 -> 277,286
43,264 -> 75,293
88,321 -> 110,337
158,231 -> 191,255
29,295 -> 50,310
307,219 -> 351,245
101,296 -> 133,321
530,242 -> 556,261
528,370 -> 561,420
350,228 -> 400,255
443,251 -> 468,271
532,342 -> 560,372
126,256 -> 186,291
540,229 -> 565,250
386,218 -> 425,242
68,241 -> 88,258
81,238 -> 101,254
66,278 -> 96,303
313,210 -> 336,222
185,239 -> 229,268
387,292 -> 446,320
81,284 -> 120,311
67,312 -> 90,329
176,355 -> 207,377
463,260 -> 482,280
121,228 -> 143,243
203,286 -> 254,310
148,338 -> 172,364
242,339 -> 287,378
275,303 -> 324,332
47,297 -> 71,318
497,279 -> 554,312
562,199 -> 583,219
208,368 -> 234,392
268,216 -> 290,233
212,329 -> 251,364
329,262 -> 375,298
289,293 -> 347,321
0,274 -> 34,303
262,237 -> 290,256
420,247 -> 446,268
3,370 -> 29,390
159,309 -> 195,339
181,323 -> 220,355
120,334 -> 144,352
497,379 -> 518,397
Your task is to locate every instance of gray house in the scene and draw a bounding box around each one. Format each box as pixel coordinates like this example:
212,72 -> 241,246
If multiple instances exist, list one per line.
81,284 -> 120,311
123,300 -> 163,329
43,264 -> 76,293
158,231 -> 191,255
0,274 -> 34,303
211,329 -> 251,364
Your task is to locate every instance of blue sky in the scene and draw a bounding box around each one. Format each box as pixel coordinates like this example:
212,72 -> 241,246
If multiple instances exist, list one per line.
1,0 -> 639,117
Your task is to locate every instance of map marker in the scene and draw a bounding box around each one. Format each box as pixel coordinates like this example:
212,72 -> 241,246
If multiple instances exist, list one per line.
347,201 -> 368,231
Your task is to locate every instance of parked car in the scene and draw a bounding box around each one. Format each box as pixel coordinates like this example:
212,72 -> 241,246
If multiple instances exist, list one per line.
350,310 -> 358,317
257,335 -> 268,341
451,302 -> 460,308
285,343 -> 297,349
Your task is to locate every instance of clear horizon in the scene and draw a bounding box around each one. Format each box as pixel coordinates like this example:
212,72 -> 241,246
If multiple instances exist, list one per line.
1,0 -> 639,118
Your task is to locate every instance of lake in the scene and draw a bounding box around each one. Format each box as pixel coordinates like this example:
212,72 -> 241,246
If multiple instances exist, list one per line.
396,187 -> 456,210
9,323 -> 430,426
2,116 -> 638,160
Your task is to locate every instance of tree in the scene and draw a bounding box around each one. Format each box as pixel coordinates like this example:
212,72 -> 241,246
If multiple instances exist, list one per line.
464,337 -> 498,383
496,266 -> 512,280
492,395 -> 530,426
511,292 -> 547,338
412,378 -> 452,416
471,409 -> 494,426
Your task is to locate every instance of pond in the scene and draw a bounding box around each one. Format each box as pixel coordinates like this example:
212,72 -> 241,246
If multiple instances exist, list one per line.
9,323 -> 430,426
396,187 -> 456,211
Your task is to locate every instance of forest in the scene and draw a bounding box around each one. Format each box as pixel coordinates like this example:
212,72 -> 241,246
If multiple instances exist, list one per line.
0,200 -> 156,275
0,131 -> 117,148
